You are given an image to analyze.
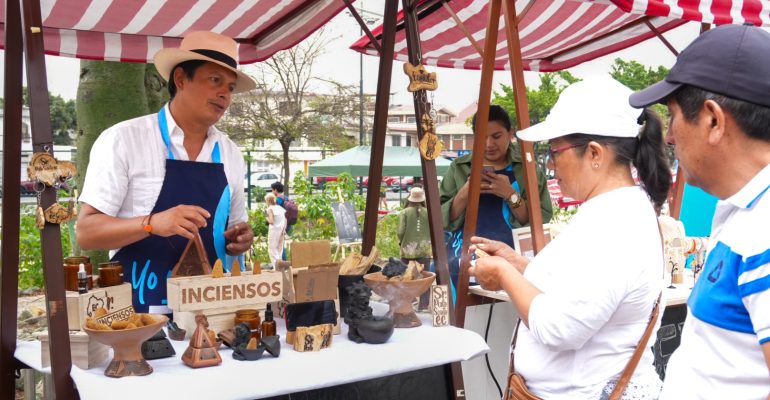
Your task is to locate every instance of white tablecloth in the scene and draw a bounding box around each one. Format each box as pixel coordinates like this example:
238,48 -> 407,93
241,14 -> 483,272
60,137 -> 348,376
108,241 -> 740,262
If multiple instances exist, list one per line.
15,303 -> 489,400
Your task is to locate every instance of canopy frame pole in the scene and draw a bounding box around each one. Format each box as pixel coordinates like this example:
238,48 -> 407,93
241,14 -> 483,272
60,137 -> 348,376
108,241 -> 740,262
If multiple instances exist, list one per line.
403,1 -> 466,397
455,0 -> 503,328
342,0 -> 383,55
0,0 -> 25,397
643,19 -> 679,56
442,1 -> 484,57
362,0 -> 399,255
18,0 -> 76,397
669,22 -> 710,219
502,0 -> 545,252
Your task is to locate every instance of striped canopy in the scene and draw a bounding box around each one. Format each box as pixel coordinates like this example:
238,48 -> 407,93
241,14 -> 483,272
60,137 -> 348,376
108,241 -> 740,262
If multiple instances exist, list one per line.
0,0 -> 347,64
351,0 -> 770,72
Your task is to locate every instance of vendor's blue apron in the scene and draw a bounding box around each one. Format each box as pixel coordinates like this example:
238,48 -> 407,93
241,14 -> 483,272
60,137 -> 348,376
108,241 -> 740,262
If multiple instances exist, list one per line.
112,109 -> 231,313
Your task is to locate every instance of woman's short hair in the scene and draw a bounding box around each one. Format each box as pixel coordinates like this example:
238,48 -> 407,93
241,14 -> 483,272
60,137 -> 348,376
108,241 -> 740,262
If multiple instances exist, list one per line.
265,193 -> 276,205
471,104 -> 512,133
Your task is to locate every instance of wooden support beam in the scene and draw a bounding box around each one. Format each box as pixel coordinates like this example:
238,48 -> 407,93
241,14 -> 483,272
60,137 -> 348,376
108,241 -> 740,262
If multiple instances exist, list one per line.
342,0 -> 383,55
644,19 -> 679,56
18,0 -> 76,397
503,0 -> 545,252
362,0 -> 399,256
442,1 -> 484,57
0,0 -> 25,397
455,0 -> 503,328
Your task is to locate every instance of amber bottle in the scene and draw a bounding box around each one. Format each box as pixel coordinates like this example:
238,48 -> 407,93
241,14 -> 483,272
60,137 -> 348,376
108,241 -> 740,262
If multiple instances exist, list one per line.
261,304 -> 277,337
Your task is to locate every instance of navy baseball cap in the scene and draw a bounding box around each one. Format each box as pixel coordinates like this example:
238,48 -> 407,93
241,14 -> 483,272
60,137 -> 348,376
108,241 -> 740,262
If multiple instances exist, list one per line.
630,25 -> 770,108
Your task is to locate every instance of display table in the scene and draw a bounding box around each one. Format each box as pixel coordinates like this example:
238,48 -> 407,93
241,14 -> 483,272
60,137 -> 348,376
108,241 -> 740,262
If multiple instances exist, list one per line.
15,303 -> 489,400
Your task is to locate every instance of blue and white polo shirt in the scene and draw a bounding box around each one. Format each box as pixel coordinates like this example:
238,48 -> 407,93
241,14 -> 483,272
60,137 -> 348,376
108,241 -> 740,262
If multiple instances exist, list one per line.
661,164 -> 770,399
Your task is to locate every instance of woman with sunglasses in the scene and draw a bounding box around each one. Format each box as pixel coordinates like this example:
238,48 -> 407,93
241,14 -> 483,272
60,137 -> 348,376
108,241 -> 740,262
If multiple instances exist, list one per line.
470,76 -> 671,399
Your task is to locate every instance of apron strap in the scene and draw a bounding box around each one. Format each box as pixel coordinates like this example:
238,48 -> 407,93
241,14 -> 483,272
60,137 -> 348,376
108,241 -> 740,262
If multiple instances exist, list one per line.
158,107 -> 222,163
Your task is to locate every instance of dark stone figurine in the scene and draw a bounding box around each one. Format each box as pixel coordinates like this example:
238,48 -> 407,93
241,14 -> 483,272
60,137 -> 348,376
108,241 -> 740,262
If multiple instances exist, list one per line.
382,258 -> 408,279
345,282 -> 394,344
232,323 -> 281,361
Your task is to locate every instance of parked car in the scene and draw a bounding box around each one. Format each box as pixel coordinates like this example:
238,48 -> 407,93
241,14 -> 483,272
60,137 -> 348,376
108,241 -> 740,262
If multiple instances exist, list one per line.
361,176 -> 400,187
390,177 -> 415,192
313,176 -> 338,189
244,171 -> 281,193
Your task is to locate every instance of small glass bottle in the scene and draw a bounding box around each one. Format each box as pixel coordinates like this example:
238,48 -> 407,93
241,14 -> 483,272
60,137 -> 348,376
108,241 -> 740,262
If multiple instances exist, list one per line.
234,309 -> 261,340
77,263 -> 89,294
261,304 -> 277,337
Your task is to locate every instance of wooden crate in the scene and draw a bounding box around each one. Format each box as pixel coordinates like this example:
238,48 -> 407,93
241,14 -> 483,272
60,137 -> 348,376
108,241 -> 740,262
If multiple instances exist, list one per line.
38,330 -> 108,370
166,271 -> 283,312
65,283 -> 133,331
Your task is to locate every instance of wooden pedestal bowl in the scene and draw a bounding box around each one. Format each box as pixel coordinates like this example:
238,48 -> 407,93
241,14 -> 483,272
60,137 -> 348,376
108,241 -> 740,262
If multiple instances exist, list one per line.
83,314 -> 168,378
364,271 -> 435,328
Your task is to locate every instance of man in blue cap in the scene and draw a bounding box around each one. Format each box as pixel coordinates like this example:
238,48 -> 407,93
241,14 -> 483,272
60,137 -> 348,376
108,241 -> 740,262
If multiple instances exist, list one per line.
631,25 -> 770,399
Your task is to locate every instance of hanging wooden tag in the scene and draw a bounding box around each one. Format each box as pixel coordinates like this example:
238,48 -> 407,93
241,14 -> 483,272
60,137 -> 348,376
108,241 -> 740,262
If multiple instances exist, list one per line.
35,206 -> 46,229
44,203 -> 74,224
404,62 -> 438,92
27,152 -> 77,187
419,114 -> 444,160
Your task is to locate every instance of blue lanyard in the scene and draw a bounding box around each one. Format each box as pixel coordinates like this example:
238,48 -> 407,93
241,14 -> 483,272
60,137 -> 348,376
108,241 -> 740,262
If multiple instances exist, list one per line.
157,107 -> 221,163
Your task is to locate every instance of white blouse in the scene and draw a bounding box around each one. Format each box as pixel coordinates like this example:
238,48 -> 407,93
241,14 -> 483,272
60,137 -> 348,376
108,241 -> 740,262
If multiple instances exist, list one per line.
517,186 -> 665,399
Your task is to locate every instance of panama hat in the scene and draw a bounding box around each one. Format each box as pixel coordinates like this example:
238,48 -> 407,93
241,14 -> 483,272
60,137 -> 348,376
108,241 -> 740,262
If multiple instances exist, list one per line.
154,31 -> 257,94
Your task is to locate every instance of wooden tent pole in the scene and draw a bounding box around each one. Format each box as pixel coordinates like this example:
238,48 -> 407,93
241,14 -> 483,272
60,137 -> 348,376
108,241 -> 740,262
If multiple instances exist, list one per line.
343,0 -> 383,55
402,2 -> 466,398
502,0 -> 545,252
362,0 -> 399,255
455,0 -> 502,327
0,0 -> 25,397
670,22 -> 710,219
19,0 -> 76,397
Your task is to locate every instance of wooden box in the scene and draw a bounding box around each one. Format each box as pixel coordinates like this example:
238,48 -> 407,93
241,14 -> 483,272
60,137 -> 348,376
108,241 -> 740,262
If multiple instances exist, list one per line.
65,283 -> 133,331
38,330 -> 108,370
166,271 -> 283,336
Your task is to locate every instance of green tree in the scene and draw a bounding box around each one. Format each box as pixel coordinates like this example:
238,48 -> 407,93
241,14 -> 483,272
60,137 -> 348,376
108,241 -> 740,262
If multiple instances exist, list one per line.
75,60 -> 168,264
493,71 -> 580,129
609,58 -> 669,91
2,88 -> 78,145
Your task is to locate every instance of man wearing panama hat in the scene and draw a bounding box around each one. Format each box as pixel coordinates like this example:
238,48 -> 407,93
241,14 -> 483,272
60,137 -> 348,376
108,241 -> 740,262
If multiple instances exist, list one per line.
77,31 -> 256,314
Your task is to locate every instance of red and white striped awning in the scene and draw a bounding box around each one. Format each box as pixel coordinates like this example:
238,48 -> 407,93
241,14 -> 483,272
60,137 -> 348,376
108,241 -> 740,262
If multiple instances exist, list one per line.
0,0 -> 349,64
351,0 -> 770,72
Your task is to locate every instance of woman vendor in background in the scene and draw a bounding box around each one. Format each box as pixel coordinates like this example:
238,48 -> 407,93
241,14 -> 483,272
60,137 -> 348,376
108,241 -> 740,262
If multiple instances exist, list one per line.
470,77 -> 671,399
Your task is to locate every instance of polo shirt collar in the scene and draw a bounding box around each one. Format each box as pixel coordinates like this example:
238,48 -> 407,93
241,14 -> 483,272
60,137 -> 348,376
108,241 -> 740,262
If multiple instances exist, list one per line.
724,163 -> 770,209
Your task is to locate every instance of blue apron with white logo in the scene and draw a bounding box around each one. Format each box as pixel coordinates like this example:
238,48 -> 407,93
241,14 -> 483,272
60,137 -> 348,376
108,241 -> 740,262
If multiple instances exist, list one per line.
112,109 -> 231,313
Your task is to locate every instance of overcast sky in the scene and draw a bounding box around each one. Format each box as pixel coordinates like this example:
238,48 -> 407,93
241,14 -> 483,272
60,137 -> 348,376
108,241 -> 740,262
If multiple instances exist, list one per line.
0,2 -> 704,114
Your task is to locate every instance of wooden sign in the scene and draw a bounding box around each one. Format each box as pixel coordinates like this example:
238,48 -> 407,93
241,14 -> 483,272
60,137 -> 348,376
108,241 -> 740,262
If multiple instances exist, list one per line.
404,62 -> 438,92
166,271 -> 283,312
65,283 -> 133,331
27,152 -> 76,187
430,285 -> 450,327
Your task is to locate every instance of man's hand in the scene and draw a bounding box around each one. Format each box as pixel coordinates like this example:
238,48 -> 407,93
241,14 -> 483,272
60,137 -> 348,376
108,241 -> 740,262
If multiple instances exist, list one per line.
480,170 -> 515,199
151,205 -> 210,239
470,236 -> 529,273
224,222 -> 253,255
468,255 -> 513,291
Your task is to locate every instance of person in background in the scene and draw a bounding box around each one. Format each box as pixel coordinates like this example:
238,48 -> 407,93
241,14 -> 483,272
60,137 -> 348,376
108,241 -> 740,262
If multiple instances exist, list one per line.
630,25 -> 770,400
440,104 -> 552,286
398,187 -> 432,271
470,76 -> 671,398
76,31 -> 254,313
265,193 -> 286,266
271,181 -> 287,207
379,182 -> 389,210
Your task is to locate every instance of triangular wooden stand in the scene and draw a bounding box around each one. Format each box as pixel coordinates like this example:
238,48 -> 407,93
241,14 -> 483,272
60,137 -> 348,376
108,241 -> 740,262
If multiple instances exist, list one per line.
171,232 -> 212,277
181,323 -> 221,368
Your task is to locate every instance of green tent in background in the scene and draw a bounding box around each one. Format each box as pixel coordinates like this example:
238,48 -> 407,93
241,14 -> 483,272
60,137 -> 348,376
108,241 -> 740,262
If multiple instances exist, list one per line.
308,145 -> 452,177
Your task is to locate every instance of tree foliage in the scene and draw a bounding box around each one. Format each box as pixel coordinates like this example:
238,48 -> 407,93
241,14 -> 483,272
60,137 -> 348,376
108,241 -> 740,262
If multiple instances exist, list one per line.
609,58 -> 669,91
493,71 -> 581,129
219,30 -> 359,187
2,88 -> 78,145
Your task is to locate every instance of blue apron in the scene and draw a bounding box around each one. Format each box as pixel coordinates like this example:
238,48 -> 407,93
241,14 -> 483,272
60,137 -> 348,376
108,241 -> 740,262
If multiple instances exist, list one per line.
112,109 -> 231,313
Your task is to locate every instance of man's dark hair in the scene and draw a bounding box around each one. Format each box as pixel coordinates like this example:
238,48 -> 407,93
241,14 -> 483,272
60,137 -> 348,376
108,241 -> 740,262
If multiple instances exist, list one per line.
673,85 -> 770,142
271,181 -> 284,193
471,104 -> 512,133
167,60 -> 207,99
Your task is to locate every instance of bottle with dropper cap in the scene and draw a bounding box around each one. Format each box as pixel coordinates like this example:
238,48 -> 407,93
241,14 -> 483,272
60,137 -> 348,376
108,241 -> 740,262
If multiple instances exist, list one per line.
77,263 -> 89,294
261,303 -> 276,337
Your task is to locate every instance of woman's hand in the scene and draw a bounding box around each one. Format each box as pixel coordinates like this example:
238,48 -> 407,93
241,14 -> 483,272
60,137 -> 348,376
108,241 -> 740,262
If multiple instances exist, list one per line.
480,171 -> 515,199
224,222 -> 253,255
470,236 -> 529,274
468,256 -> 512,291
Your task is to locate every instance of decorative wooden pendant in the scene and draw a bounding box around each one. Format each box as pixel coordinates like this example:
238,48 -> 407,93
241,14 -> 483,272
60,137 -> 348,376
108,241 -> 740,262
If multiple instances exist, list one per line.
419,114 -> 444,160
403,63 -> 438,92
27,152 -> 77,187
171,232 -> 212,277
